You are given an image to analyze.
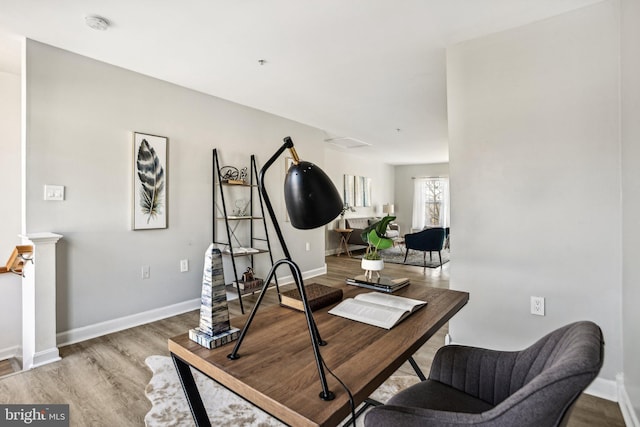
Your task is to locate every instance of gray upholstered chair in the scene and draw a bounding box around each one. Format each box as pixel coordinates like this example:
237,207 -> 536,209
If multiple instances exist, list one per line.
364,321 -> 604,427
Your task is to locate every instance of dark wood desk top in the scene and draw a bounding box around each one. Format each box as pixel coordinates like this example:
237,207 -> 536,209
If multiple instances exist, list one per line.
169,283 -> 469,427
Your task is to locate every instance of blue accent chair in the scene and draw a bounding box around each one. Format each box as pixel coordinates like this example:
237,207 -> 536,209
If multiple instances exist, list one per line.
403,227 -> 446,268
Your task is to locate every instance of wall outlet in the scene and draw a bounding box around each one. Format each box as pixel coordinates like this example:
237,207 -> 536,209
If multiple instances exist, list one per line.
531,296 -> 545,316
305,242 -> 310,251
180,259 -> 189,272
142,265 -> 150,279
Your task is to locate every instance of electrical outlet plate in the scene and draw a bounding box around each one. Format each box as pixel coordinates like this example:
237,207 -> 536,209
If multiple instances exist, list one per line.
142,265 -> 150,279
180,259 -> 189,272
531,296 -> 545,316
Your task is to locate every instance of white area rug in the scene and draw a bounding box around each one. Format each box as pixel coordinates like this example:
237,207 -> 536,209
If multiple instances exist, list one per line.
144,355 -> 420,427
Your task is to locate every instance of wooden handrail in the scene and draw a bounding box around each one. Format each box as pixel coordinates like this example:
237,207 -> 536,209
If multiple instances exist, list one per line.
0,245 -> 33,275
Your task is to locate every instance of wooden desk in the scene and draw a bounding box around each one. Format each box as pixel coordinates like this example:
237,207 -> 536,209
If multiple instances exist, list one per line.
169,284 -> 469,427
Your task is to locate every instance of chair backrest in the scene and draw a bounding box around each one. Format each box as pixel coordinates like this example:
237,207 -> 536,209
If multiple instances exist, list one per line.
405,227 -> 445,251
473,321 -> 603,426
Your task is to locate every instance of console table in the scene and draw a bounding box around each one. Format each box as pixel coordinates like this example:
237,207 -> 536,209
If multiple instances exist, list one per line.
334,228 -> 353,257
169,283 -> 469,427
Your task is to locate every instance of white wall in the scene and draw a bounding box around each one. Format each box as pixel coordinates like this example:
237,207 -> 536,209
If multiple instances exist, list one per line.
394,163 -> 449,235
447,0 -> 621,393
20,40 -> 332,341
0,68 -> 22,356
621,0 -> 640,420
323,145 -> 394,253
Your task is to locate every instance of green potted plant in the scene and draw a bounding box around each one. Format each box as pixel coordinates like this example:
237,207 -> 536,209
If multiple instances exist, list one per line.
360,215 -> 396,280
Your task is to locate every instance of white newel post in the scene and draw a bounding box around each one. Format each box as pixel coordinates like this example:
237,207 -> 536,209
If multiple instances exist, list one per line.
20,232 -> 63,370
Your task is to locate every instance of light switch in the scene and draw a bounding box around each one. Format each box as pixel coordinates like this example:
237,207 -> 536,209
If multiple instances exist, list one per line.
44,185 -> 65,201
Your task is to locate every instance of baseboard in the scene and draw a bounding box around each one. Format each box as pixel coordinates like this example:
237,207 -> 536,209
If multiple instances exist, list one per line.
0,345 -> 19,361
5,264 -> 328,357
618,373 -> 640,427
56,298 -> 200,347
585,377 -> 618,402
30,348 -> 61,369
275,264 -> 327,285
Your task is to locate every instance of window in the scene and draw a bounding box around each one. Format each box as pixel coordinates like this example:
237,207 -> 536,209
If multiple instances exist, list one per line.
412,177 -> 450,231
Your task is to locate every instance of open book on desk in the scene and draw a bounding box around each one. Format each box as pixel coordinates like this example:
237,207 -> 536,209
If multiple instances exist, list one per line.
328,292 -> 427,329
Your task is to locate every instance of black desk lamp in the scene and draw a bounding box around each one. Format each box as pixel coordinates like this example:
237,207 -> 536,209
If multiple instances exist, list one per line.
228,136 -> 343,401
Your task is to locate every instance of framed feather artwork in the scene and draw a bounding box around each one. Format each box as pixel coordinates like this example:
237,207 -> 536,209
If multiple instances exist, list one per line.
133,132 -> 168,230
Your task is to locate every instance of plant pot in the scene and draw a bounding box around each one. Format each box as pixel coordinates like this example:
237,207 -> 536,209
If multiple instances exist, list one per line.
361,258 -> 384,281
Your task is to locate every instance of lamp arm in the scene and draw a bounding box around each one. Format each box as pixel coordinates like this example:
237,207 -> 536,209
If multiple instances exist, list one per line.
258,138 -> 294,261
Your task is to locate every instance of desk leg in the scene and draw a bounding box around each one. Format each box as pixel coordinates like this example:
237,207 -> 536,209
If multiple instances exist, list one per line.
171,353 -> 212,427
408,356 -> 427,381
340,398 -> 383,427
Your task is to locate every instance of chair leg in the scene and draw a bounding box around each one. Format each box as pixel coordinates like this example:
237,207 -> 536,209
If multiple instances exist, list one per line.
423,252 -> 426,267
438,251 -> 442,268
403,249 -> 409,264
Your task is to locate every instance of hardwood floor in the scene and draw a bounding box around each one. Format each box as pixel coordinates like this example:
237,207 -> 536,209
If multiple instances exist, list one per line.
0,254 -> 624,426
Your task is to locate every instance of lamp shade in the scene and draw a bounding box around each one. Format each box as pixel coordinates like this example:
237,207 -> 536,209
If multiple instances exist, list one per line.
284,161 -> 343,229
383,203 -> 395,214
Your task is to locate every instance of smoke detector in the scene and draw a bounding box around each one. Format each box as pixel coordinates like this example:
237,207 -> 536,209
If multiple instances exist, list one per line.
85,16 -> 110,31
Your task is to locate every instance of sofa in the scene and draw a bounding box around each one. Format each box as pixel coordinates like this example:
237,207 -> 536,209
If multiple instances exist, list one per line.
345,217 -> 400,246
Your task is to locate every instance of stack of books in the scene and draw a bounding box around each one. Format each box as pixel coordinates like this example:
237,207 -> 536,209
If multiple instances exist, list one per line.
280,283 -> 343,312
345,275 -> 410,293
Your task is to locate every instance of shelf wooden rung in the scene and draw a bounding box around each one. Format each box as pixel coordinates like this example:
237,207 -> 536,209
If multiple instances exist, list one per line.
2,245 -> 33,275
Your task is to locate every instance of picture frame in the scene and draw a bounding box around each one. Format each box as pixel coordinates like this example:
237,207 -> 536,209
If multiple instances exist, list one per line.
133,132 -> 168,230
363,177 -> 372,207
343,174 -> 355,207
354,176 -> 364,207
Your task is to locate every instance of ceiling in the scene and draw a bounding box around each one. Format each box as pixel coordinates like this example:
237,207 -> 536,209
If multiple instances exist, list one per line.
0,0 -> 603,165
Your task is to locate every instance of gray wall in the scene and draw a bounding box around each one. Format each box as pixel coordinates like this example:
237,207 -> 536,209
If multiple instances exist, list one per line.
323,145 -> 395,253
394,163 -> 449,236
22,40 -> 331,334
447,0 -> 621,390
621,0 -> 640,419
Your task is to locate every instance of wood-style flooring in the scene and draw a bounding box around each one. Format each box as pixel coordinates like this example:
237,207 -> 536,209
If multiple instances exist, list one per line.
0,254 -> 625,426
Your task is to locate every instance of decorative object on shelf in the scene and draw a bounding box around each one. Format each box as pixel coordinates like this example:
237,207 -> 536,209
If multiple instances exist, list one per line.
220,166 -> 239,180
189,245 -> 239,349
228,136 -> 343,402
233,198 -> 249,216
235,267 -> 264,291
280,283 -> 343,312
220,165 -> 247,184
360,215 -> 396,279
133,132 -> 167,230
